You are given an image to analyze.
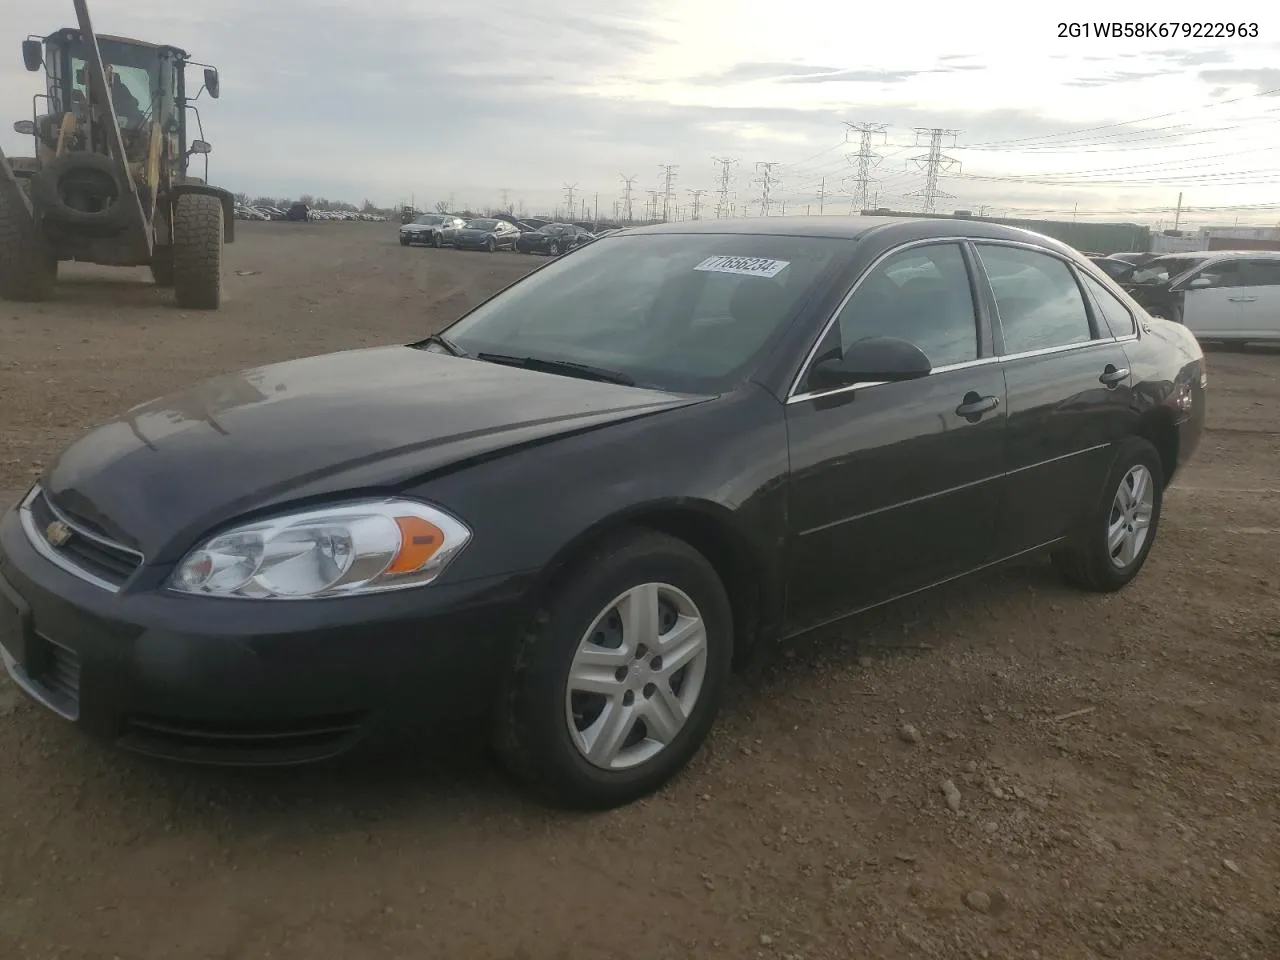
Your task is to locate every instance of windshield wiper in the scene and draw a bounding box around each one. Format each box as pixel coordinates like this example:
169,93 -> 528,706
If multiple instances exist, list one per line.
475,352 -> 636,386
413,334 -> 467,357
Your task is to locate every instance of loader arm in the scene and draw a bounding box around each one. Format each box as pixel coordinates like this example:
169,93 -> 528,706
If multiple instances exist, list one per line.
71,0 -> 151,258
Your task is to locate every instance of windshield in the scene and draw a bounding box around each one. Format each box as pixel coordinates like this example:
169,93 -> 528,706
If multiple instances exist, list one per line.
412,215 -> 444,225
442,233 -> 850,393
1129,256 -> 1207,285
466,219 -> 498,229
69,39 -> 162,130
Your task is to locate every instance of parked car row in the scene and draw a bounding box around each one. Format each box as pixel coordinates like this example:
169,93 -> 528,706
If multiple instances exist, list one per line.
234,203 -> 387,223
1086,249 -> 1280,344
399,214 -> 603,255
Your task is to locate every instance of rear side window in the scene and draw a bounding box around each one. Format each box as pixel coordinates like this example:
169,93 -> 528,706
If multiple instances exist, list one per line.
976,245 -> 1094,355
1235,260 -> 1280,286
1081,274 -> 1136,337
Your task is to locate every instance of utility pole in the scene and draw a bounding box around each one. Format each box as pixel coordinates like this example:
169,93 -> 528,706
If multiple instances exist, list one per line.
818,177 -> 826,215
906,128 -> 961,214
646,189 -> 660,221
1173,191 -> 1184,230
687,188 -> 707,220
659,163 -> 678,221
593,193 -> 598,228
562,183 -> 578,221
842,121 -> 888,213
499,188 -> 510,211
711,157 -> 738,218
754,161 -> 781,216
620,173 -> 637,222
780,199 -> 787,216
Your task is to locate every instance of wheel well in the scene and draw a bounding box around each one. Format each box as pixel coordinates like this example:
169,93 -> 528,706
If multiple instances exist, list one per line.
1136,409 -> 1179,483
535,508 -> 770,670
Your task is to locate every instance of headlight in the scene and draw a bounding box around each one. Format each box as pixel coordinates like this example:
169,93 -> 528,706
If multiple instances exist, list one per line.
169,498 -> 471,599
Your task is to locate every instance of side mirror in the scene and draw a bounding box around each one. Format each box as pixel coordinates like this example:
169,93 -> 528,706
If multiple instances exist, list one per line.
13,119 -> 35,135
1186,276 -> 1212,289
189,139 -> 212,155
809,336 -> 932,390
203,68 -> 220,99
22,40 -> 42,72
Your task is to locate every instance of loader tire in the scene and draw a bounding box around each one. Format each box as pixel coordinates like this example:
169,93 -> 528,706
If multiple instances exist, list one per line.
0,183 -> 56,302
150,245 -> 175,286
172,193 -> 223,309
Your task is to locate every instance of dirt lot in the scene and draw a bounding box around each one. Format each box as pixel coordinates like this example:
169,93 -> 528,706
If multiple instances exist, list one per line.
1,221 -> 1278,960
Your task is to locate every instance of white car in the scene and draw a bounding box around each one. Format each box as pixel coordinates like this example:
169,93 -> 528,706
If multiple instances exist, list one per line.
1130,251 -> 1280,345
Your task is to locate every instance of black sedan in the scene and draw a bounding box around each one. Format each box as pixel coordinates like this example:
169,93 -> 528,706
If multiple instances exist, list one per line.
0,217 -> 1205,810
453,218 -> 521,252
515,222 -> 595,256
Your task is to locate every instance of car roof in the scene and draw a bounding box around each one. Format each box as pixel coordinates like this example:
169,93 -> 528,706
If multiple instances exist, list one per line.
621,214 -> 1064,242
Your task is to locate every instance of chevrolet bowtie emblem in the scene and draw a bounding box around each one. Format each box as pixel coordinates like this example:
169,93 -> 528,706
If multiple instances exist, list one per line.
45,520 -> 73,547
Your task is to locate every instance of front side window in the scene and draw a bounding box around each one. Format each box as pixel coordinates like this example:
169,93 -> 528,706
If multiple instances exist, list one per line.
977,245 -> 1094,355
831,242 -> 979,368
444,234 -> 848,393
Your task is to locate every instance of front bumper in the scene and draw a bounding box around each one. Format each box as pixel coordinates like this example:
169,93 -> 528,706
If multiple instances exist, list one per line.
0,502 -> 530,765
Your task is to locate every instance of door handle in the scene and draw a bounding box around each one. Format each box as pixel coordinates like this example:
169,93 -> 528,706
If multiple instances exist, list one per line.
1227,296 -> 1257,302
1099,365 -> 1130,387
955,392 -> 999,420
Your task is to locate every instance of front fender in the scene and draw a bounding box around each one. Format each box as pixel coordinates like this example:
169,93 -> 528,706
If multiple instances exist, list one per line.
165,184 -> 236,243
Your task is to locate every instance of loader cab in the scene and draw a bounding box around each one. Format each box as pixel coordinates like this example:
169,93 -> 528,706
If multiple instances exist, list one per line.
22,29 -> 219,179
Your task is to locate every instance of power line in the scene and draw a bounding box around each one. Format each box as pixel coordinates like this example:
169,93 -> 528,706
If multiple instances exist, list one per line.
687,188 -> 707,220
659,163 -> 679,221
906,128 -> 961,214
843,121 -> 888,213
961,85 -> 1280,151
619,173 -> 637,222
754,161 -> 781,216
712,156 -> 738,218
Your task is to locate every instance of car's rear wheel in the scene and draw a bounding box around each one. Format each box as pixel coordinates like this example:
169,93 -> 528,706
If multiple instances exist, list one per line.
487,237 -> 496,253
1053,436 -> 1164,592
433,232 -> 443,248
495,529 -> 733,809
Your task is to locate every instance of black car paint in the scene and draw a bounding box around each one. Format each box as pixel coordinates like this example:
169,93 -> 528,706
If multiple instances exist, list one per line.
0,216 -> 1205,765
454,221 -> 519,251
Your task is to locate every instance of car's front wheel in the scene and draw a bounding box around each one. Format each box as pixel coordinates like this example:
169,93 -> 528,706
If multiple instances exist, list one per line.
495,529 -> 733,809
433,232 -> 443,248
1053,436 -> 1164,592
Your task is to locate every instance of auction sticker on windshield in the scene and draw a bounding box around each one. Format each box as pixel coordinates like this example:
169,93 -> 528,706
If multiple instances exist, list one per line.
694,256 -> 790,278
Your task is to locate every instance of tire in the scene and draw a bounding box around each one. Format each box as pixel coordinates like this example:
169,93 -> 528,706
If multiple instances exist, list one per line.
494,529 -> 734,810
487,237 -> 496,253
150,245 -> 174,286
171,193 -> 223,310
1052,436 -> 1164,592
0,184 -> 56,302
399,237 -> 410,246
548,241 -> 561,256
28,152 -> 129,230
432,232 -> 443,248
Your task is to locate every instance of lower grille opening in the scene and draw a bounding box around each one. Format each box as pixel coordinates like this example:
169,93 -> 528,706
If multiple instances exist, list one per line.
119,711 -> 369,764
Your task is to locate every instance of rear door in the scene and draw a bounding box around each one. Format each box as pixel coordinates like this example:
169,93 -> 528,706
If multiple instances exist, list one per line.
971,242 -> 1137,559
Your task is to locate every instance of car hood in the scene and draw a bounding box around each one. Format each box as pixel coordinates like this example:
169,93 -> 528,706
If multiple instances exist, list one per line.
41,346 -> 701,560
456,228 -> 491,236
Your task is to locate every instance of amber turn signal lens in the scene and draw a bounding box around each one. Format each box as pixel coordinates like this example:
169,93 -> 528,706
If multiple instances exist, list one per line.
385,516 -> 445,574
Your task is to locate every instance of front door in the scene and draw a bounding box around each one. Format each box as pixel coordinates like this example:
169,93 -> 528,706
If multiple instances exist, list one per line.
784,241 -> 1006,636
972,243 -> 1138,558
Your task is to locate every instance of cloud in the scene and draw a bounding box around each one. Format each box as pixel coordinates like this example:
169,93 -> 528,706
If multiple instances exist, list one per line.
1150,49 -> 1234,67
1064,68 -> 1186,89
1197,68 -> 1280,92
687,62 -> 845,85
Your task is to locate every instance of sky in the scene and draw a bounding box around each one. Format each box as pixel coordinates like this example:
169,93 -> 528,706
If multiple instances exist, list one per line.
2,1 -> 1279,227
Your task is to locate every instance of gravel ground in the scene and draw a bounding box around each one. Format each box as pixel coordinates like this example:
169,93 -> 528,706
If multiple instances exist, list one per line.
1,221 -> 1278,960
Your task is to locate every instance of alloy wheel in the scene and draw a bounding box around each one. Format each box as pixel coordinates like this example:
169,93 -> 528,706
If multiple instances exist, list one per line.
564,582 -> 708,771
1108,464 -> 1155,568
